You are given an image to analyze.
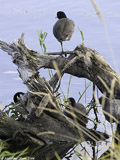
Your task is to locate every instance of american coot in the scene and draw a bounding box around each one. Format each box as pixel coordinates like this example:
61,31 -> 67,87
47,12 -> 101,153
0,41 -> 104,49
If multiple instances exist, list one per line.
99,96 -> 120,139
99,96 -> 120,123
53,11 -> 75,56
13,92 -> 24,103
63,97 -> 88,126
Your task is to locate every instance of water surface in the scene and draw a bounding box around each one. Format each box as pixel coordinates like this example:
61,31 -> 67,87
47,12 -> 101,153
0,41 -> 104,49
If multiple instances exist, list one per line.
0,0 -> 120,159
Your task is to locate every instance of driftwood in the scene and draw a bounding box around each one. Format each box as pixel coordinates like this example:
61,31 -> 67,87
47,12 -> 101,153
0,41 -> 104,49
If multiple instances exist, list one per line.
0,33 -> 119,159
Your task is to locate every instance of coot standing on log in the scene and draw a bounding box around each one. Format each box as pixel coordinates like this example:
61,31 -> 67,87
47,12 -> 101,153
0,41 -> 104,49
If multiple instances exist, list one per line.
53,11 -> 75,56
64,97 -> 88,126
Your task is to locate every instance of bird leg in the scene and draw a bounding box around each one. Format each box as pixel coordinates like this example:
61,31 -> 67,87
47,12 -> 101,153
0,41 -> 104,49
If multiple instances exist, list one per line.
60,41 -> 63,52
60,42 -> 67,57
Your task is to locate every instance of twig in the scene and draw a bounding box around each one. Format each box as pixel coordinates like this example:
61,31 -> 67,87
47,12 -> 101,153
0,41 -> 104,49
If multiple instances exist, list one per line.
47,51 -> 73,55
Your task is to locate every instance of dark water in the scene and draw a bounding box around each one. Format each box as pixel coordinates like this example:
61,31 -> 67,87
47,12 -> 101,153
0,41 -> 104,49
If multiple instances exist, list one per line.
0,0 -> 120,159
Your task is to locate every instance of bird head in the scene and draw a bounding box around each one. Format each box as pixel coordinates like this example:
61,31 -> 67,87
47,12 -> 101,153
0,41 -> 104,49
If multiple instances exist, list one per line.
67,97 -> 76,107
57,11 -> 67,19
13,92 -> 24,103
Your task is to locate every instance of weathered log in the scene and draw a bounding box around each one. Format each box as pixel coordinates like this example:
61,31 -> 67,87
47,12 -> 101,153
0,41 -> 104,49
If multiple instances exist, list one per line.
0,34 -> 117,158
0,109 -> 109,159
1,34 -> 120,97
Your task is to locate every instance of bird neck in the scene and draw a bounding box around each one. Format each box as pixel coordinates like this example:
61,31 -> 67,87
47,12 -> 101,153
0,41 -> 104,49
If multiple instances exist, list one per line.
59,16 -> 67,19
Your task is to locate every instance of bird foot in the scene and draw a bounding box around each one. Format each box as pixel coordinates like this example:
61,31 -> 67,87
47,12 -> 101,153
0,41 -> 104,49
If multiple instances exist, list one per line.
61,50 -> 67,57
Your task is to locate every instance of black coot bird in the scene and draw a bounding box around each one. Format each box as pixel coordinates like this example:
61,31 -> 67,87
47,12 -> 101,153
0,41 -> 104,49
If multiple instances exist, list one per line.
64,97 -> 88,126
13,92 -> 24,103
53,11 -> 75,55
99,96 -> 120,141
99,96 -> 120,123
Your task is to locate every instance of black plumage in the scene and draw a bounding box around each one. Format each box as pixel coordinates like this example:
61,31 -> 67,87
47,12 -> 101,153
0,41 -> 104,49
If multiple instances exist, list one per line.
64,97 -> 88,126
13,92 -> 24,103
99,96 -> 120,123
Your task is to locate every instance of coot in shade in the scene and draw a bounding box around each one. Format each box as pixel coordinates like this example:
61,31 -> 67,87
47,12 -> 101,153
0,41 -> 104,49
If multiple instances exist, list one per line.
64,97 -> 88,126
13,92 -> 24,103
53,11 -> 75,56
99,96 -> 120,140
99,96 -> 120,123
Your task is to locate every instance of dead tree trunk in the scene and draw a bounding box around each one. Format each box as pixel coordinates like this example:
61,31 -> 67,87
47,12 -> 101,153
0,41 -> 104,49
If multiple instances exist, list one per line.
0,33 -> 118,158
